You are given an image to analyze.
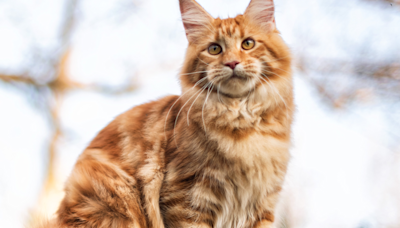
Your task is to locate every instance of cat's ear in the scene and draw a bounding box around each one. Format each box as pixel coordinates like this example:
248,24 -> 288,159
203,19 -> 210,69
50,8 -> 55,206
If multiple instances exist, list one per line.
244,0 -> 276,31
179,0 -> 214,42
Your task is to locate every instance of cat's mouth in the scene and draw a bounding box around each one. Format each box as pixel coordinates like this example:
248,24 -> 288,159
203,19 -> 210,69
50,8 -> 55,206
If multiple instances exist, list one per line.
229,72 -> 247,81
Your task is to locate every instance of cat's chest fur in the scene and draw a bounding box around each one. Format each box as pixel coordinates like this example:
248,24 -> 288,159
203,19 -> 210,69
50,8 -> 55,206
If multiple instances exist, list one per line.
199,135 -> 288,227
183,101 -> 290,228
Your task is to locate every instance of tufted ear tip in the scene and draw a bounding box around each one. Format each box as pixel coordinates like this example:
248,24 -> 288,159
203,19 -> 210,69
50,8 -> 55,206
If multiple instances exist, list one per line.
244,0 -> 276,31
179,0 -> 214,42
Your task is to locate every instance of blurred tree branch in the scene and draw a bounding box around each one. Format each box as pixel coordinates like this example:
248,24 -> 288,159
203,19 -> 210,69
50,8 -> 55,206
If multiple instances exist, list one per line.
0,74 -> 38,85
297,56 -> 400,109
0,0 -> 138,221
364,0 -> 400,7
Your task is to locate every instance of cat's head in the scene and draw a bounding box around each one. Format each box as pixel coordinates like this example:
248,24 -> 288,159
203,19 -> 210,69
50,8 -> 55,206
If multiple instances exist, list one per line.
179,0 -> 292,103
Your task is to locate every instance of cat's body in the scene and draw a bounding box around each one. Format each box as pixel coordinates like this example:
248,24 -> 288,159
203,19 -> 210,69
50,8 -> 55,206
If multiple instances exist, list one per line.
33,0 -> 293,227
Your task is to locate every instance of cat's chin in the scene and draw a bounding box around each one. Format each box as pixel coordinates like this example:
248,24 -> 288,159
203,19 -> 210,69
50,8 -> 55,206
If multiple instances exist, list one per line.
217,84 -> 253,98
215,76 -> 254,98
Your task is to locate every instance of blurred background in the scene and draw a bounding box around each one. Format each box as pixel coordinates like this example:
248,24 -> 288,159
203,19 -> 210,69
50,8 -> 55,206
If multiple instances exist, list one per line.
0,0 -> 399,227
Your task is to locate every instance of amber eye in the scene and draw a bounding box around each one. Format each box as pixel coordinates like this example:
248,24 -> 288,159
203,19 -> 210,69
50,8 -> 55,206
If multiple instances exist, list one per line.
242,39 -> 255,50
208,44 -> 222,55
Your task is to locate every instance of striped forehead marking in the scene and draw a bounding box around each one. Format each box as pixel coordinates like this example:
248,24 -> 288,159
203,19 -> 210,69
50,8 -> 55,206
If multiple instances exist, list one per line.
214,17 -> 246,49
218,18 -> 243,38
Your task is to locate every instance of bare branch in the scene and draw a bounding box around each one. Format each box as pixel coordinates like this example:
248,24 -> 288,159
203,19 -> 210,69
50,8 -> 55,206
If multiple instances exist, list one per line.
297,56 -> 400,109
363,0 -> 400,8
0,73 -> 38,85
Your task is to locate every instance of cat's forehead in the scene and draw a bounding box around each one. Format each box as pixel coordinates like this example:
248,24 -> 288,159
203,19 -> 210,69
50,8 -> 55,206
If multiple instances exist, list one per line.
212,16 -> 251,41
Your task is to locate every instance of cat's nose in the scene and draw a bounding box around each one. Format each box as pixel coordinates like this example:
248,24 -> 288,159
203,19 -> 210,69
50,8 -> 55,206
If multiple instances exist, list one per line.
224,61 -> 240,70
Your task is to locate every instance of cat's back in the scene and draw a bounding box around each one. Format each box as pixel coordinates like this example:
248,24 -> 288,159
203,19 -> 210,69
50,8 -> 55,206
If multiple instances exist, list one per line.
56,95 -> 179,228
77,95 -> 180,175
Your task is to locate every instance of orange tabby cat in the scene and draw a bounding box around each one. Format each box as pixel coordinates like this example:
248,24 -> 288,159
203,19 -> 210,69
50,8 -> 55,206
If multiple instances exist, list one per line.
33,0 -> 293,227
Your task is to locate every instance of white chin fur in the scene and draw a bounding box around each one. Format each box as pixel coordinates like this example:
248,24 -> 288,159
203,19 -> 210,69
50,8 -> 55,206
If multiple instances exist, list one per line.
213,65 -> 257,97
217,78 -> 254,97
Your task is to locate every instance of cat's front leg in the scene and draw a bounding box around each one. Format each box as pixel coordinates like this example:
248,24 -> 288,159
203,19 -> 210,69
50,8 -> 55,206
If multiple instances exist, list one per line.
253,220 -> 274,228
180,222 -> 212,228
253,210 -> 275,228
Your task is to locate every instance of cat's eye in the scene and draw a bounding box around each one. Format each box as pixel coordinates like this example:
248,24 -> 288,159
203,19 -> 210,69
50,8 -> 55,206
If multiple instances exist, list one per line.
242,39 -> 255,50
208,44 -> 222,55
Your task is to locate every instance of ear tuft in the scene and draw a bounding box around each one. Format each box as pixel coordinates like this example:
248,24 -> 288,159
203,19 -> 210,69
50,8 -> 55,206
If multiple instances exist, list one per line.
179,0 -> 214,42
244,0 -> 276,31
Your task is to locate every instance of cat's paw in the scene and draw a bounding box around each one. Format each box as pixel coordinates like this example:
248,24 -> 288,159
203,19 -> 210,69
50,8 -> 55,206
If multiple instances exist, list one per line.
253,220 -> 273,228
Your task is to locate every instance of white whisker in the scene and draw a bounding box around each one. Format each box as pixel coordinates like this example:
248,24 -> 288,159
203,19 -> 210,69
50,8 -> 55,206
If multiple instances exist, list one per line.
256,77 -> 276,105
268,65 -> 292,75
197,57 -> 210,66
261,69 -> 290,83
164,76 -> 208,140
217,82 -> 223,104
261,55 -> 291,63
255,77 -> 267,93
260,75 -> 290,119
202,82 -> 214,134
173,87 -> 204,147
169,77 -> 209,147
187,80 -> 214,126
180,71 -> 210,76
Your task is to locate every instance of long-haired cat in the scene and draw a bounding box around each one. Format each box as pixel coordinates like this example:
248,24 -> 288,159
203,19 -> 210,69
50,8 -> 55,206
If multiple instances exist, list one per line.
33,0 -> 293,227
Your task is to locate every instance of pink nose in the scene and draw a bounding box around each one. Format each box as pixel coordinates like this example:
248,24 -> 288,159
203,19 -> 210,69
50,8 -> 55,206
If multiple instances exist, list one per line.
225,61 -> 240,70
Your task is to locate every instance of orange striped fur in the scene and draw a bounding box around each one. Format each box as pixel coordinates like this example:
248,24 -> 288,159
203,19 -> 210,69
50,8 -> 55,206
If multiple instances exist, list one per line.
33,0 -> 294,227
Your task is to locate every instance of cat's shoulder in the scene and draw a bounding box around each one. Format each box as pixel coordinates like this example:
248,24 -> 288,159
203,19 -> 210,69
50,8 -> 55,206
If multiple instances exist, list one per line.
121,95 -> 180,119
87,95 -> 180,151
